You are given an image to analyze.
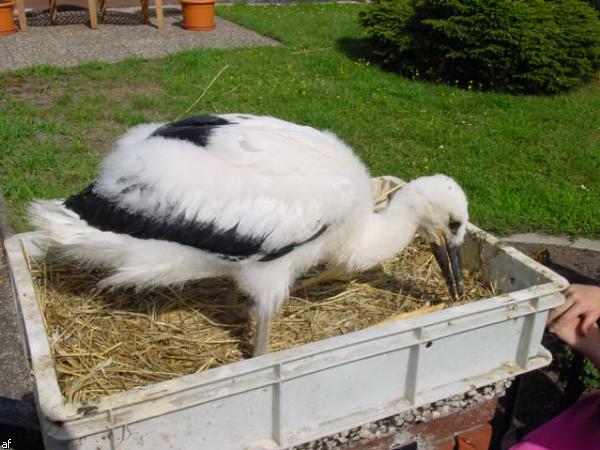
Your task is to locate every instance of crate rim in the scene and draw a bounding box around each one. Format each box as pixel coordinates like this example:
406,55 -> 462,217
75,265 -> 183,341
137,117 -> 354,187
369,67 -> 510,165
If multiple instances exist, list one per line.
3,222 -> 568,439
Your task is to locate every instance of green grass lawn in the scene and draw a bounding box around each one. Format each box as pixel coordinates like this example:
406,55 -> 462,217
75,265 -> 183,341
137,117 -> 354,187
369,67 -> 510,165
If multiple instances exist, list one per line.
0,4 -> 598,236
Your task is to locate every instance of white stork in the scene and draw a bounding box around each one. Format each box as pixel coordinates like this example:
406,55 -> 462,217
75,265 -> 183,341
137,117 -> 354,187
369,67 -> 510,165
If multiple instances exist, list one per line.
29,114 -> 468,356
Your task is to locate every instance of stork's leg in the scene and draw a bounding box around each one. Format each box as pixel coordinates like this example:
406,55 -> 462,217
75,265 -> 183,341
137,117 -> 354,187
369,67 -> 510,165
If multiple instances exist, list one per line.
225,280 -> 250,321
226,280 -> 238,306
244,296 -> 278,357
237,269 -> 290,357
253,311 -> 270,357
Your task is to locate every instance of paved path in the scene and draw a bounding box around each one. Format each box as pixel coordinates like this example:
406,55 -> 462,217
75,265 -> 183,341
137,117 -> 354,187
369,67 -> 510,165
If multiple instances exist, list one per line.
0,195 -> 40,436
503,232 -> 600,253
0,7 -> 277,434
0,7 -> 279,72
502,232 -> 600,285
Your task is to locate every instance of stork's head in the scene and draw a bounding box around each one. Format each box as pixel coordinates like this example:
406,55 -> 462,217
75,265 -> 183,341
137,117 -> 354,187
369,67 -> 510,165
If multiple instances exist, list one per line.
404,174 -> 469,300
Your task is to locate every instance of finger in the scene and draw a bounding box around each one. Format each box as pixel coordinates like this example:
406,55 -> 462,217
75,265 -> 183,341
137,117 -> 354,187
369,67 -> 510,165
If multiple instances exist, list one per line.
580,314 -> 599,336
565,283 -> 585,292
549,319 -> 579,347
553,304 -> 584,329
562,284 -> 577,295
548,300 -> 573,322
562,289 -> 579,303
562,286 -> 573,296
547,297 -> 575,323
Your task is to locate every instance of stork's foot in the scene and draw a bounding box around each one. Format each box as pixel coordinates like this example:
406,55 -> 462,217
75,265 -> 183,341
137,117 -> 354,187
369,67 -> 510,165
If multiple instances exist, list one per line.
226,282 -> 237,305
291,270 -> 354,294
225,282 -> 252,321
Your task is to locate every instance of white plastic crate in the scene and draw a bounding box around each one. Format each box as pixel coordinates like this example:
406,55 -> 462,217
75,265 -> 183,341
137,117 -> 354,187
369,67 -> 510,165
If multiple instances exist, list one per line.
4,206 -> 567,450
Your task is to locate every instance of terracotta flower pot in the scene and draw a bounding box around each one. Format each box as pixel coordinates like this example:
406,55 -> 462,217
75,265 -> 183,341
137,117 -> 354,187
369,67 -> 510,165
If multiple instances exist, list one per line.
180,0 -> 215,31
0,0 -> 17,36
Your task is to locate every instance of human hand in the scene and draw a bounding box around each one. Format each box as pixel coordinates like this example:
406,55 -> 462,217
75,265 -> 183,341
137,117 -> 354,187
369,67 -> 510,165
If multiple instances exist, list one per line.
549,317 -> 600,370
547,284 -> 600,336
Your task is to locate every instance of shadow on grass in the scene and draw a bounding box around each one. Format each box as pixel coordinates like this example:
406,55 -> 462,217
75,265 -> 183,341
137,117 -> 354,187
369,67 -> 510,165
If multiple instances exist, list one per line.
336,35 -> 381,66
336,35 -> 424,85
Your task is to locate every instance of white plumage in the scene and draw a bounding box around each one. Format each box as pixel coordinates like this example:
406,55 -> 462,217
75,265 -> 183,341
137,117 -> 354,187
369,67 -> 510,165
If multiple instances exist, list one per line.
29,114 -> 469,356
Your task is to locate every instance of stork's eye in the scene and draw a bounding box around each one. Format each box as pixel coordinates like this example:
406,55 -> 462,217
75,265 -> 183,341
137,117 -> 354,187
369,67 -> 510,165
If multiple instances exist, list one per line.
448,220 -> 461,234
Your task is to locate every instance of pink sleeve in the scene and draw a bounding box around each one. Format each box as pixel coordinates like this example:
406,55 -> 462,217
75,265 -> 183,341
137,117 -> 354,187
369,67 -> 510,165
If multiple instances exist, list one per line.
510,392 -> 600,450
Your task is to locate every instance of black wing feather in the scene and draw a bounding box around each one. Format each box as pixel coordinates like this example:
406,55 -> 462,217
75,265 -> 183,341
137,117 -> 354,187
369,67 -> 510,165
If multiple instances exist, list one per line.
149,115 -> 231,147
64,184 -> 327,262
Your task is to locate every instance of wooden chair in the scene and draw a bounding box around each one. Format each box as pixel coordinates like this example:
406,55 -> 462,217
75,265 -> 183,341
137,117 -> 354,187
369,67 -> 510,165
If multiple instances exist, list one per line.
98,0 -> 163,29
48,0 -> 99,28
15,0 -> 27,30
15,0 -> 163,31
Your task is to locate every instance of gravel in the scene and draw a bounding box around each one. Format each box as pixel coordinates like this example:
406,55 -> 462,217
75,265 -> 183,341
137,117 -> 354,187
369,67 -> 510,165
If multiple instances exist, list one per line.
290,379 -> 512,449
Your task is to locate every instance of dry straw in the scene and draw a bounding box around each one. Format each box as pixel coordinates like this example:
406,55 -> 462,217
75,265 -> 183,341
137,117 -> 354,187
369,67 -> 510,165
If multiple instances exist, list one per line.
30,177 -> 495,402
31,239 -> 495,403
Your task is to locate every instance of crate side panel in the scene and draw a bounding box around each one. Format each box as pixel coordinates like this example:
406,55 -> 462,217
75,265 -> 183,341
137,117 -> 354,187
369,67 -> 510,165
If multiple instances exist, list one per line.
45,385 -> 276,450
481,243 -> 561,293
131,387 -> 275,450
461,232 -> 484,274
416,318 -> 523,391
43,432 -> 107,450
281,347 -> 411,434
461,227 -> 564,294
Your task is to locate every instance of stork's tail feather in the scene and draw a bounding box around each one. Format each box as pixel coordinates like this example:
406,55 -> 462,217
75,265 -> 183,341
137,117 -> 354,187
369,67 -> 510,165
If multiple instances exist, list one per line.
29,200 -> 89,242
96,265 -> 190,291
27,200 -> 224,290
28,199 -> 126,268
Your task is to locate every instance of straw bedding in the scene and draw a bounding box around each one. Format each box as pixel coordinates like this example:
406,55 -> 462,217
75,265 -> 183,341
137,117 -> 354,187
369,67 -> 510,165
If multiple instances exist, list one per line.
29,239 -> 496,403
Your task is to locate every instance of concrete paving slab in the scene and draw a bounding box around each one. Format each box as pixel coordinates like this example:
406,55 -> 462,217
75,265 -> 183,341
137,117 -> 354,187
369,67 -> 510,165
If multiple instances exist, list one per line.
501,233 -> 600,285
0,254 -> 30,400
0,249 -> 39,430
502,232 -> 600,253
0,8 -> 279,72
4,31 -> 81,68
120,38 -> 183,58
0,195 -> 39,433
572,238 -> 600,253
0,42 -> 15,72
65,42 -> 136,64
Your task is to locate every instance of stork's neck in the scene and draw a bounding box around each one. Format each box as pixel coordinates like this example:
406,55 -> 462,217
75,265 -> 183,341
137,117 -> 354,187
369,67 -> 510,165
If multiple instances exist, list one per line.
343,189 -> 424,271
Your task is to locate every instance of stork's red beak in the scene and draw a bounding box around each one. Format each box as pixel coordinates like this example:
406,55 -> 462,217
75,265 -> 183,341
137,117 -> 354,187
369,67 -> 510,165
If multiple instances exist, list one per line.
431,240 -> 464,301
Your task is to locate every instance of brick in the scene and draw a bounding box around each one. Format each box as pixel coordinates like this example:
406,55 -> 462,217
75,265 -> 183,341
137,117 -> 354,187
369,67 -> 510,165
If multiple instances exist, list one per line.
434,436 -> 456,450
456,423 -> 492,450
345,435 -> 394,450
409,399 -> 497,443
326,401 -> 496,450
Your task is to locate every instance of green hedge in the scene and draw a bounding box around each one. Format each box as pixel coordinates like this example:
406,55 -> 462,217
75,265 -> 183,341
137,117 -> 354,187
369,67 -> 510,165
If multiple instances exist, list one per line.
360,0 -> 600,94
586,0 -> 600,12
